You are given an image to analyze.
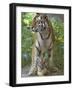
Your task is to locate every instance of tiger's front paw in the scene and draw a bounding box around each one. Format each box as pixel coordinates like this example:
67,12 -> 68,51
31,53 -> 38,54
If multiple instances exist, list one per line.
37,68 -> 50,76
49,66 -> 58,73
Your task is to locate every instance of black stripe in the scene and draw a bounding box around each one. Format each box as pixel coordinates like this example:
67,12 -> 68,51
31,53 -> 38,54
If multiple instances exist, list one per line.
40,32 -> 50,40
35,46 -> 41,56
49,41 -> 53,49
48,48 -> 52,51
49,54 -> 51,57
38,41 -> 40,47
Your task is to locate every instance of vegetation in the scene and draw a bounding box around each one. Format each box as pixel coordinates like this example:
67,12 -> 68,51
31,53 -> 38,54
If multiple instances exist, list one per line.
21,13 -> 64,73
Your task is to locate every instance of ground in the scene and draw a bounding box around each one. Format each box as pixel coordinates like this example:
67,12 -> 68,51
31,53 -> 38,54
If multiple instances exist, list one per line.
21,66 -> 64,77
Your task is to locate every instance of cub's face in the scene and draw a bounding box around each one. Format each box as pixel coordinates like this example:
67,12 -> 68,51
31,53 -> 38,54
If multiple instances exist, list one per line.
32,13 -> 49,33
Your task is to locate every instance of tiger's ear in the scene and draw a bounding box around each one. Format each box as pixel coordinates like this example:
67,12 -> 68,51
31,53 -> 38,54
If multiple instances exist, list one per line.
44,15 -> 48,19
36,13 -> 40,15
44,15 -> 49,22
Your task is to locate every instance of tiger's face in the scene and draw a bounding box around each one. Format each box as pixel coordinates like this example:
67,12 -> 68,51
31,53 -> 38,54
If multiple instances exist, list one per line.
32,13 -> 49,34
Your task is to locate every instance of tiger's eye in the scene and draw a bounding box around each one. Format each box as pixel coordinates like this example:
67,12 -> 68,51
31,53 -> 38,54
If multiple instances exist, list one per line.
41,16 -> 42,19
41,21 -> 43,23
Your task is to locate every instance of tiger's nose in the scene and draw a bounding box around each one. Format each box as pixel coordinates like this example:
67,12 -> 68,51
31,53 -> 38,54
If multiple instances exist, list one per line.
39,23 -> 42,26
39,24 -> 45,27
44,26 -> 46,29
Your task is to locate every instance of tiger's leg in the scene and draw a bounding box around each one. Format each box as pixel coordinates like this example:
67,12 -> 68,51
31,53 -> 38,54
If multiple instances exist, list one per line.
48,48 -> 58,72
28,60 -> 37,76
28,47 -> 37,76
28,46 -> 41,76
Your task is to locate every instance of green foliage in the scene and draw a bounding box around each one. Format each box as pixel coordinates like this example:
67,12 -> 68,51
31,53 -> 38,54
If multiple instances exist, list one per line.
21,26 -> 33,67
22,13 -> 35,26
54,41 -> 64,71
51,18 -> 64,42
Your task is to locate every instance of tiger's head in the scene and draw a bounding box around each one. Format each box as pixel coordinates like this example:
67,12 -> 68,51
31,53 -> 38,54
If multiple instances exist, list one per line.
32,13 -> 50,33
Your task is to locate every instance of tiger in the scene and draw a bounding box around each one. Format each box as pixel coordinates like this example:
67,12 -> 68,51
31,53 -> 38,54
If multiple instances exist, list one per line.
28,13 -> 58,76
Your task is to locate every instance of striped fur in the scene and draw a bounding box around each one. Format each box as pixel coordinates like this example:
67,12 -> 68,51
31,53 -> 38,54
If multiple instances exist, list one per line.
28,13 -> 58,76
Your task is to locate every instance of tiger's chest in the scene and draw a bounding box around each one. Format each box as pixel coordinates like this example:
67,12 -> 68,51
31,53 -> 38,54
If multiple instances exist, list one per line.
35,37 -> 52,56
39,34 -> 52,48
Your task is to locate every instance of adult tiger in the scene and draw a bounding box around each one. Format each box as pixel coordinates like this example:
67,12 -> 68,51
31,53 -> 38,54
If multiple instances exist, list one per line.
28,13 -> 58,76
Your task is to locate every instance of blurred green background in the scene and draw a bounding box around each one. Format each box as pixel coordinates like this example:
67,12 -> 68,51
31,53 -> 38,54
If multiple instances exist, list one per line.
21,13 -> 64,74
